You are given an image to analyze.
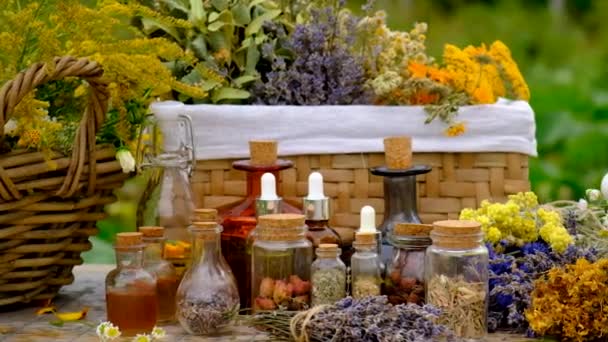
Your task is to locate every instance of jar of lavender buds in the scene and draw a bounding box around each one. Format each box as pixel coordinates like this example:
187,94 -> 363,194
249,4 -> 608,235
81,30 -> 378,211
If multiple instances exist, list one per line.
425,220 -> 489,341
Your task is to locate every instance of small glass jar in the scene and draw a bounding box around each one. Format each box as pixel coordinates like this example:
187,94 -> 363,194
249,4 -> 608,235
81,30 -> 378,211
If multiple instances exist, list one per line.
311,244 -> 346,306
383,223 -> 432,305
425,220 -> 489,341
176,222 -> 239,335
140,226 -> 180,324
351,232 -> 382,299
252,214 -> 312,312
106,233 -> 158,336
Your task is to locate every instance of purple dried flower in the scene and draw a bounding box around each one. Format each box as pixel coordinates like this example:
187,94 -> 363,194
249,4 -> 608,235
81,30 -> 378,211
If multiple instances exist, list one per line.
253,7 -> 371,105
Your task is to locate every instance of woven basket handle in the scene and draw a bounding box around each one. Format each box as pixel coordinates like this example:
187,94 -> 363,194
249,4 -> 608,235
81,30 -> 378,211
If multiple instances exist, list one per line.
0,56 -> 110,199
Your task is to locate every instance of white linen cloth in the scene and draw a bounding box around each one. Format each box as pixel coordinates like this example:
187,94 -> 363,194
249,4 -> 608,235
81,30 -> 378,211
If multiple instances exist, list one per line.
174,98 -> 536,160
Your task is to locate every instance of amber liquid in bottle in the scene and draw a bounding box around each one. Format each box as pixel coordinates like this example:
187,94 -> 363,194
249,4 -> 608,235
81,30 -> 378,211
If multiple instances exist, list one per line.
219,160 -> 300,309
106,288 -> 158,336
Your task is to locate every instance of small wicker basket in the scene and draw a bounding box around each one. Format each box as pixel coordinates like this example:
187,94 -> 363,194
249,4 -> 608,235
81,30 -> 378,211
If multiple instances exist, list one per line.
0,56 -> 127,307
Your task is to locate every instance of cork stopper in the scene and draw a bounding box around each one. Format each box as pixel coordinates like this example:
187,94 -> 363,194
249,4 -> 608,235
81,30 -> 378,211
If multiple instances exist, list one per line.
394,223 -> 433,237
384,136 -> 412,169
355,231 -> 376,245
249,140 -> 278,165
257,214 -> 306,242
258,213 -> 305,229
318,243 -> 339,251
192,208 -> 217,222
431,220 -> 482,249
139,226 -> 164,238
116,232 -> 143,247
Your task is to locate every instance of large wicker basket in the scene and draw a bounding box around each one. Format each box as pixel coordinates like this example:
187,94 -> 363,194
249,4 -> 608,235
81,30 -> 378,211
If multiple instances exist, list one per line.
0,56 -> 127,307
193,151 -> 530,234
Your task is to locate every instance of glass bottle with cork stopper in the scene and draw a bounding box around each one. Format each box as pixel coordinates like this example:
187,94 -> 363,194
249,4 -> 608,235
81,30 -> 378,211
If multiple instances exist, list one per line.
370,136 -> 431,267
219,140 -> 301,309
139,226 -> 180,324
137,101 -> 196,266
176,221 -> 239,335
356,205 -> 384,273
350,231 -> 382,299
383,223 -> 432,305
251,214 -> 312,312
106,232 -> 158,336
425,220 -> 489,341
311,243 -> 346,306
164,208 -> 219,275
304,172 -> 342,257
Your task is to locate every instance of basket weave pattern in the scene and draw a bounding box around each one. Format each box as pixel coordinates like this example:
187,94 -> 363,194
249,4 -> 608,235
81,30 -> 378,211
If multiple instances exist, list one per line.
0,57 -> 127,306
192,152 -> 530,228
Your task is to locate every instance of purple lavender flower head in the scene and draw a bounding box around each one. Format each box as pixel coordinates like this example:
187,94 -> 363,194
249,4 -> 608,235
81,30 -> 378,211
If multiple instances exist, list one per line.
252,7 -> 371,105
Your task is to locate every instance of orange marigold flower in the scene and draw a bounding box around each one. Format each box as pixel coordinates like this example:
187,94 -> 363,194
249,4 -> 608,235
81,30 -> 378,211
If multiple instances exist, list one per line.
428,67 -> 451,84
444,122 -> 466,137
408,61 -> 428,79
410,91 -> 438,105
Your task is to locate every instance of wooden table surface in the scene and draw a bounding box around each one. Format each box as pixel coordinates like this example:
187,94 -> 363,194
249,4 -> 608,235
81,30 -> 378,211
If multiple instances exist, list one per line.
0,265 -> 536,342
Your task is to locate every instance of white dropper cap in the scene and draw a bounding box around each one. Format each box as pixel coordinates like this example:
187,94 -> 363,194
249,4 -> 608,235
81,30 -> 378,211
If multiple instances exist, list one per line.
306,172 -> 326,200
359,205 -> 376,233
260,173 -> 279,201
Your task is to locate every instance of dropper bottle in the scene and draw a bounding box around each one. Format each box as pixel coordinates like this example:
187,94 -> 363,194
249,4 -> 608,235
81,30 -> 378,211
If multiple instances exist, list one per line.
357,206 -> 384,274
304,172 -> 342,257
256,173 -> 282,216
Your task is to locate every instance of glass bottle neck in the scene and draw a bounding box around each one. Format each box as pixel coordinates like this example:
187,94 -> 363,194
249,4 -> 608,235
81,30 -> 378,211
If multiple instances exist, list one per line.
115,247 -> 145,269
382,176 -> 420,223
143,237 -> 165,264
191,230 -> 222,266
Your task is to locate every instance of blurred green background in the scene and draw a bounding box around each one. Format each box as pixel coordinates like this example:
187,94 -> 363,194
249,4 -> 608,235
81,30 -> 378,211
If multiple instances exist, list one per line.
83,0 -> 608,263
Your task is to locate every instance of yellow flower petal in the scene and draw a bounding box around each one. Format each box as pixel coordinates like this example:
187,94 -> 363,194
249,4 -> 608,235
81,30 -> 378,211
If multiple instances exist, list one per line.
54,307 -> 89,321
36,306 -> 56,316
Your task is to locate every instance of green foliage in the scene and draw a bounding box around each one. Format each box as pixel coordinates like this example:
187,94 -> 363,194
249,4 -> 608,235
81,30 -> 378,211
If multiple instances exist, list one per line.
129,0 -> 292,103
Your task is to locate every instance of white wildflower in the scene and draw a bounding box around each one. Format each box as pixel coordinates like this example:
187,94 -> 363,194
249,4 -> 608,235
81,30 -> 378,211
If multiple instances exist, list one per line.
96,321 -> 121,341
4,119 -> 17,135
151,326 -> 166,339
586,189 -> 602,202
577,199 -> 588,211
116,148 -> 135,173
601,173 -> 608,200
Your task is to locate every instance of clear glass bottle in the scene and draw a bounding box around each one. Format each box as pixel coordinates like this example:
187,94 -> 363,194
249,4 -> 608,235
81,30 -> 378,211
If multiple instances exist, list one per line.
140,226 -> 180,324
176,221 -> 239,335
137,101 -> 196,267
382,223 -> 432,305
106,232 -> 158,336
219,141 -> 300,309
251,214 -> 312,312
311,244 -> 346,306
370,165 -> 431,267
350,232 -> 382,299
304,172 -> 342,258
425,220 -> 489,341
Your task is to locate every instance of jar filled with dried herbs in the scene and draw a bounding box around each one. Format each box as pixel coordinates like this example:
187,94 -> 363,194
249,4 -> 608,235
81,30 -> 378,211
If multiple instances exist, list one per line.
175,222 -> 239,335
351,232 -> 382,299
382,223 -> 432,305
311,244 -> 346,306
425,220 -> 489,341
140,226 -> 180,324
252,214 -> 312,312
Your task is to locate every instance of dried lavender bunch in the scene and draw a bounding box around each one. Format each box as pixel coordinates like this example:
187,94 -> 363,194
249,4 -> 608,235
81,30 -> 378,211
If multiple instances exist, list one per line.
253,6 -> 371,105
246,296 -> 459,342
487,242 -> 598,335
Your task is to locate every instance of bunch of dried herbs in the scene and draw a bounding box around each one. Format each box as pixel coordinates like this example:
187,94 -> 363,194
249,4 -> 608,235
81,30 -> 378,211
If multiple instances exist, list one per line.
245,296 -> 459,342
427,275 -> 487,339
176,288 -> 240,335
